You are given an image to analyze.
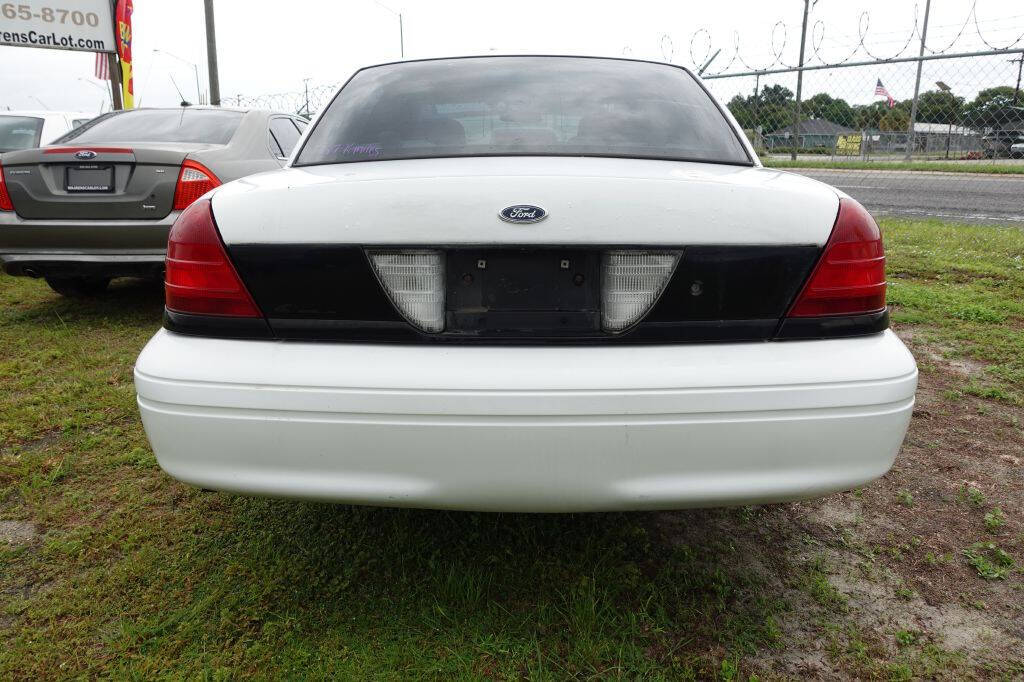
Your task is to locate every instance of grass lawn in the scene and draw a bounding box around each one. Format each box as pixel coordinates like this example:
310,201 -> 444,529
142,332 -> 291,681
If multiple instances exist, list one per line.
2,219 -> 1023,679
762,159 -> 1024,175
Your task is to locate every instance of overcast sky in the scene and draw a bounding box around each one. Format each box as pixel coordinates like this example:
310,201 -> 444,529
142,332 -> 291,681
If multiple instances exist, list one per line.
2,0 -> 1022,114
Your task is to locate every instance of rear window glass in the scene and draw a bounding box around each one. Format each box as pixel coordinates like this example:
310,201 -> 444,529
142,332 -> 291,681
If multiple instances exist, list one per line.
296,57 -> 750,166
55,109 -> 243,145
270,118 -> 301,156
0,116 -> 44,152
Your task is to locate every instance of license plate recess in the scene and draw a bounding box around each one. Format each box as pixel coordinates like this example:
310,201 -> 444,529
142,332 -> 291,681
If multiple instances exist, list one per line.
445,249 -> 600,335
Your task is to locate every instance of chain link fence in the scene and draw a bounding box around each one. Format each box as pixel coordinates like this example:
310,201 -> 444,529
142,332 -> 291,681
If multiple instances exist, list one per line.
703,50 -> 1024,164
700,48 -> 1024,223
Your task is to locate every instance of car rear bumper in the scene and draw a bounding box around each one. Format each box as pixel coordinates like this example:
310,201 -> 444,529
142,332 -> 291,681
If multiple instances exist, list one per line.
0,212 -> 175,278
0,252 -> 165,278
134,329 -> 918,512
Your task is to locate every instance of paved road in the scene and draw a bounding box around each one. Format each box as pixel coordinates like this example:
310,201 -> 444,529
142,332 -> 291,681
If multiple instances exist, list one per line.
793,169 -> 1024,225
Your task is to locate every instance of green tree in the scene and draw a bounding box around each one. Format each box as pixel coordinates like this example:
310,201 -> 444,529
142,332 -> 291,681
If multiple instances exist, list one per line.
966,86 -> 1017,108
757,85 -> 796,134
962,86 -> 1020,129
915,89 -> 965,125
853,102 -> 889,130
726,94 -> 755,130
725,84 -> 795,134
760,84 -> 794,107
879,108 -> 910,132
804,93 -> 855,127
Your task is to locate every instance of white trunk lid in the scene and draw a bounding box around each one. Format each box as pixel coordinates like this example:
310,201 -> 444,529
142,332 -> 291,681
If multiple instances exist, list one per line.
211,157 -> 840,246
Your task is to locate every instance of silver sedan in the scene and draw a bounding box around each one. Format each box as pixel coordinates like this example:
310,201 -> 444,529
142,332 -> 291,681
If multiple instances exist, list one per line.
0,107 -> 307,297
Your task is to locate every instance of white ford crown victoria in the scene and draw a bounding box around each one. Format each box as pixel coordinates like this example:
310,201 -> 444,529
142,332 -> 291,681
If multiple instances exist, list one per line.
134,56 -> 917,512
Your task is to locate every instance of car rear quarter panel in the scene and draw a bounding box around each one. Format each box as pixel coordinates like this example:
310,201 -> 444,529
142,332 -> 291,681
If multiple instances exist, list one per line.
187,111 -> 285,184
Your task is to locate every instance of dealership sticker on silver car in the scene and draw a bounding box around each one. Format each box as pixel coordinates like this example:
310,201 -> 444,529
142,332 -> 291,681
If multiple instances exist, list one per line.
499,205 -> 547,224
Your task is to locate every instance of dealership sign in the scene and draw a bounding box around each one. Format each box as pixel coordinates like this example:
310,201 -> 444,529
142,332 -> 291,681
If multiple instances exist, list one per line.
0,0 -> 115,52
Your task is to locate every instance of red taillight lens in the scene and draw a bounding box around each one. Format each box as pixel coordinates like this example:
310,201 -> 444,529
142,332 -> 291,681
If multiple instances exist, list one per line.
0,161 -> 13,211
788,198 -> 886,318
172,159 -> 220,211
165,199 -> 261,317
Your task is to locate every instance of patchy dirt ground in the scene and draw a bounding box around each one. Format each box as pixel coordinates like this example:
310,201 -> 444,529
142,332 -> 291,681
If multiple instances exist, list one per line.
0,520 -> 37,546
640,329 -> 1024,678
724,330 -> 1023,678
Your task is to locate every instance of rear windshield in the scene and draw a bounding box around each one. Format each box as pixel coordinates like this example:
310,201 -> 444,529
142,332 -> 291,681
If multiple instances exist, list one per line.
55,109 -> 243,145
0,116 -> 44,152
296,57 -> 751,166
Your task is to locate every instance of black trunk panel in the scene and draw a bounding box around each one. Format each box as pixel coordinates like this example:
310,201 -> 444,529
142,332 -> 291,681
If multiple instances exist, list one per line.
222,244 -> 827,343
648,246 -> 819,321
229,245 -> 403,322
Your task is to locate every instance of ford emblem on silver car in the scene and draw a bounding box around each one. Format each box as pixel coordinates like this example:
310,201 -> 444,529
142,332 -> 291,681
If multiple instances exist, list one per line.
74,150 -> 98,160
499,205 -> 547,224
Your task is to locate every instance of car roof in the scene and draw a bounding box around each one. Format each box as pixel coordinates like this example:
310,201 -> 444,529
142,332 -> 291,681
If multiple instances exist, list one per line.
353,54 -> 695,75
0,110 -> 95,118
107,105 -> 251,114
1,107 -> 298,119
99,106 -> 297,118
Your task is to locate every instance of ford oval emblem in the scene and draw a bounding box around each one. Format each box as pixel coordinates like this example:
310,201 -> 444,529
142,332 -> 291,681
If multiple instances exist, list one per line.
499,205 -> 547,224
74,150 -> 98,160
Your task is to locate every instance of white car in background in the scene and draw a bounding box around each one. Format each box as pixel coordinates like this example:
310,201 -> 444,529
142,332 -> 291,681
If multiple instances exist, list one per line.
0,110 -> 95,153
134,56 -> 917,512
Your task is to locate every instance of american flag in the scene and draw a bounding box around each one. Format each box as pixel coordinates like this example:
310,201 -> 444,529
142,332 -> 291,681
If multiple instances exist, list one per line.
94,52 -> 109,81
874,79 -> 895,108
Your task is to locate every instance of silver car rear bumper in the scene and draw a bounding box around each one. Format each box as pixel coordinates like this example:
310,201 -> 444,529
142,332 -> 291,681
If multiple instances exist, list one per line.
0,211 -> 177,278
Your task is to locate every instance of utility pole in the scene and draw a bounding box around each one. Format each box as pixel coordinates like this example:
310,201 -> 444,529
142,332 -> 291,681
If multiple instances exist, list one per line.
107,52 -> 123,110
791,0 -> 811,161
905,0 -> 932,160
107,0 -> 122,109
935,81 -> 953,159
1011,52 -> 1024,106
204,0 -> 221,105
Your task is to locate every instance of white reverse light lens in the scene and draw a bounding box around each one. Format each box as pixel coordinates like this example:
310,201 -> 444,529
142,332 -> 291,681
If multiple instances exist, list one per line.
368,250 -> 445,333
180,167 -> 210,183
601,250 -> 681,332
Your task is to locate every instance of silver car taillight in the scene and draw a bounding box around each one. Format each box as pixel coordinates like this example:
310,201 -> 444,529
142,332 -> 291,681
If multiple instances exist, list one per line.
368,250 -> 445,333
601,250 -> 681,332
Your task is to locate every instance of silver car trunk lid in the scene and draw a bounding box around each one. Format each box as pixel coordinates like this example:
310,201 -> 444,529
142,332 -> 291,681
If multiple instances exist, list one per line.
1,142 -> 221,220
